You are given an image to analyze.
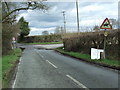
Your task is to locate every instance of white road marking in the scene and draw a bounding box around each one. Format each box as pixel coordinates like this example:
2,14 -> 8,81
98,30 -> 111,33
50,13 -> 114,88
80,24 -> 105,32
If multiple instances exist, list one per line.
12,74 -> 17,88
12,57 -> 22,88
41,55 -> 44,58
46,60 -> 58,68
66,75 -> 89,89
35,50 -> 44,58
19,57 -> 22,65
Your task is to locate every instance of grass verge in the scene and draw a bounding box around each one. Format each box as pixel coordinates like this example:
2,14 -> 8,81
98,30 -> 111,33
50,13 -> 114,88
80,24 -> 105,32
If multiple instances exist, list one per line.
2,48 -> 21,88
23,41 -> 63,45
0,57 -> 2,89
55,47 -> 120,70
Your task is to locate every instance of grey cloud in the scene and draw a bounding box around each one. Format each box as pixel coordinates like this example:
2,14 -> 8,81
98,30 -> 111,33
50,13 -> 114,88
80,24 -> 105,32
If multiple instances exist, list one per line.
17,1 -> 118,35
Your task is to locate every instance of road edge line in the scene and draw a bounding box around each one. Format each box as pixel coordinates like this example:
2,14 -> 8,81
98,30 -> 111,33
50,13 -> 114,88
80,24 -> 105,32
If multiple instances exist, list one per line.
12,57 -> 21,88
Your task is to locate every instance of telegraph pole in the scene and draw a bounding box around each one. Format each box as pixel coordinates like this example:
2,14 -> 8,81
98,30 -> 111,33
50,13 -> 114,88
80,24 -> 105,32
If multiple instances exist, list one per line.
62,11 -> 66,33
76,0 -> 80,32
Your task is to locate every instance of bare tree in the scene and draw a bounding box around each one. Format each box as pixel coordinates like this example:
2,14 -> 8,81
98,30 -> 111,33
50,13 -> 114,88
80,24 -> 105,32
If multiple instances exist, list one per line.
2,1 -> 49,22
2,1 -> 48,54
93,25 -> 100,32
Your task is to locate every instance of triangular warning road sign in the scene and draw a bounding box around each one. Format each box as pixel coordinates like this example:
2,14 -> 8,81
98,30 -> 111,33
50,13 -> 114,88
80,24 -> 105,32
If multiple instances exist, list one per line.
100,18 -> 112,29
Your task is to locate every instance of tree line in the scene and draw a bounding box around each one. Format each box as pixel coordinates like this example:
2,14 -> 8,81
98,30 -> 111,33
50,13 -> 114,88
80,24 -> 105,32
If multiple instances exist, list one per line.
2,1 -> 48,55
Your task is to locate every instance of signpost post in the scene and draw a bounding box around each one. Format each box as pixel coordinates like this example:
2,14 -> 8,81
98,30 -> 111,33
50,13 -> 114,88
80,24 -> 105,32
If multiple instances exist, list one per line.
100,18 -> 112,59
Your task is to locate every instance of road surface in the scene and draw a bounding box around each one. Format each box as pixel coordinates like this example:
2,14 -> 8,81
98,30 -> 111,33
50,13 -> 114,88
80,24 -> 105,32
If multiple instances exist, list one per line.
33,44 -> 63,49
13,45 -> 119,88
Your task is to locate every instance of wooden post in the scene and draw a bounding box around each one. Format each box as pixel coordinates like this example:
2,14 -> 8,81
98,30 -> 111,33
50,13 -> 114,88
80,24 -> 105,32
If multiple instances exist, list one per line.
103,29 -> 107,59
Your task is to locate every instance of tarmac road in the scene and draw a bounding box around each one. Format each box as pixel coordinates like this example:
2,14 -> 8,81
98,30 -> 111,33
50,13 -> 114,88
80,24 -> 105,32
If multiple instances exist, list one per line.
13,45 -> 119,88
33,44 -> 63,49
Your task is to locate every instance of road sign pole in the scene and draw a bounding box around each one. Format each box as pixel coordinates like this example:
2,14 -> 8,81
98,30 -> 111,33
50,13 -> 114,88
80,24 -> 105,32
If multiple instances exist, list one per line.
100,18 -> 111,59
103,29 -> 107,59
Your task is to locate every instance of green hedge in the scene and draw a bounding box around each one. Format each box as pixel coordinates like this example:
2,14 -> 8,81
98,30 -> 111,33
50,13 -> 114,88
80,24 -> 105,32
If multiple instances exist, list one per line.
63,29 -> 119,61
22,34 -> 62,43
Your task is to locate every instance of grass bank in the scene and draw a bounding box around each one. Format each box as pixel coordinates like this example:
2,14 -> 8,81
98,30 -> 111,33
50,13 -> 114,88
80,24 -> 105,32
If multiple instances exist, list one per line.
55,47 -> 120,69
21,41 -> 63,45
2,48 -> 21,88
0,57 -> 2,89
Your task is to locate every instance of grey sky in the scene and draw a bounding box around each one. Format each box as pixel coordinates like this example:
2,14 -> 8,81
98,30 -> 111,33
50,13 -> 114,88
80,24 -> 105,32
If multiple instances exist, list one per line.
17,1 -> 119,36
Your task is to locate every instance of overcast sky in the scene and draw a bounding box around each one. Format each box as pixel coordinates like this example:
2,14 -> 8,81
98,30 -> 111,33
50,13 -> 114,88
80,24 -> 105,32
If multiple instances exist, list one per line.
17,0 -> 119,36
